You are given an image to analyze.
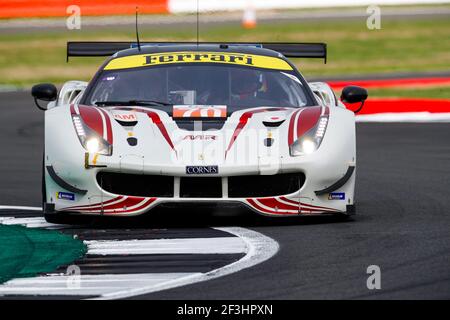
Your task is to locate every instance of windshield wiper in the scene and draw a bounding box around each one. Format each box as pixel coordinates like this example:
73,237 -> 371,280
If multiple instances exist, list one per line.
129,100 -> 172,106
95,100 -> 172,107
95,101 -> 129,106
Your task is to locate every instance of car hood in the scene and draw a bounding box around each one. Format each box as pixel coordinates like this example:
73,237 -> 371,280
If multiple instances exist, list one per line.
72,104 -> 326,166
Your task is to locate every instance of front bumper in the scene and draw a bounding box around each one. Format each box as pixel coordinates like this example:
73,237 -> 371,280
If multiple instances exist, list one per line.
45,157 -> 355,217
44,105 -> 356,217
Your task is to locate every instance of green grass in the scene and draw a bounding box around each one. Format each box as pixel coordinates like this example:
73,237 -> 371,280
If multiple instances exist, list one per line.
1,16 -> 450,86
368,87 -> 450,99
0,224 -> 86,284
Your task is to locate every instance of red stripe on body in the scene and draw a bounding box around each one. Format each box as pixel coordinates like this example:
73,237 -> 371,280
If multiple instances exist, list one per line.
295,106 -> 322,140
279,196 -> 338,212
70,197 -> 157,214
98,108 -> 114,144
88,197 -> 156,214
106,197 -> 157,214
287,109 -> 301,146
247,198 -> 299,215
71,105 -> 114,144
287,106 -> 323,147
147,111 -> 175,151
256,197 -> 299,211
278,196 -> 299,205
225,107 -> 286,157
75,196 -> 145,212
108,106 -> 176,152
78,105 -> 104,138
62,196 -> 124,211
70,104 -> 77,115
247,198 -> 338,215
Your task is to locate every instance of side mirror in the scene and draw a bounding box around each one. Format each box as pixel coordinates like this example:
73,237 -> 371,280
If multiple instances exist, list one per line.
341,85 -> 368,113
31,83 -> 57,110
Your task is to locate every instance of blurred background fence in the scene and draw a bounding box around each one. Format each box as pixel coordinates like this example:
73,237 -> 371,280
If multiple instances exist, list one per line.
1,0 -> 450,102
2,0 -> 450,18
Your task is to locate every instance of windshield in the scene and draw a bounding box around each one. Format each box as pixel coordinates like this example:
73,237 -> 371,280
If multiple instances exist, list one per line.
85,64 -> 312,109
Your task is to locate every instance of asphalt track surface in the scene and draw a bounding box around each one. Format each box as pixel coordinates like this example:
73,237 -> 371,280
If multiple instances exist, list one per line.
1,91 -> 450,299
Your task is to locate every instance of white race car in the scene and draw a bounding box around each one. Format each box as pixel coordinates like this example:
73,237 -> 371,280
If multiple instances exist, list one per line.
31,42 -> 367,223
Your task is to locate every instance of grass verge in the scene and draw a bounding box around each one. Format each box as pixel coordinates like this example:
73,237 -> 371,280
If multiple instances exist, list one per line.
0,224 -> 86,284
0,16 -> 449,88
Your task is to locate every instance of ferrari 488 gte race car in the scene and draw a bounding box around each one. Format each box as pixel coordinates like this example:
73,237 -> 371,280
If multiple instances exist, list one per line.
31,42 -> 367,223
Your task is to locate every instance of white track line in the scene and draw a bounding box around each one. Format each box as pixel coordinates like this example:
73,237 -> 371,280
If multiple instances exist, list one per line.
0,273 -> 200,297
0,216 -> 60,229
0,209 -> 279,299
96,227 -> 279,300
86,237 -> 246,255
0,205 -> 42,211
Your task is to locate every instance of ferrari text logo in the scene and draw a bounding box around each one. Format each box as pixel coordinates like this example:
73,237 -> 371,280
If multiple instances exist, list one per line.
145,53 -> 254,66
104,51 -> 293,71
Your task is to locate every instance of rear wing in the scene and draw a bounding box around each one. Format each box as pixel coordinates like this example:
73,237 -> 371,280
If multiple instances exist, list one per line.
67,42 -> 327,63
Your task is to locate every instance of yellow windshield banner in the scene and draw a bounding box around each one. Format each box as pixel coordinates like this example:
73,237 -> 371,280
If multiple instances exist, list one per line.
104,51 -> 293,71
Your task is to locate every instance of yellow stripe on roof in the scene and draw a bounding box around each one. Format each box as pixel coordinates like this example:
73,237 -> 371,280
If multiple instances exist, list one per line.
104,51 -> 293,71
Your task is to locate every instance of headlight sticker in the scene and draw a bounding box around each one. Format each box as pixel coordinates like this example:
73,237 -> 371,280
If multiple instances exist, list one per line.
288,106 -> 329,156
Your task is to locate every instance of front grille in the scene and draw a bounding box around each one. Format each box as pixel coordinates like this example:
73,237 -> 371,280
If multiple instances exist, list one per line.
228,173 -> 305,198
180,177 -> 222,198
97,172 -> 174,197
97,172 -> 303,199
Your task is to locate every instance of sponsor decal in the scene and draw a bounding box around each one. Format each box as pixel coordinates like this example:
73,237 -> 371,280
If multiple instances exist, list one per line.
112,112 -> 137,122
186,165 -> 219,174
173,105 -> 227,118
104,52 -> 293,71
183,134 -> 217,141
74,105 -> 114,145
57,192 -> 75,201
145,52 -> 254,66
328,192 -> 345,200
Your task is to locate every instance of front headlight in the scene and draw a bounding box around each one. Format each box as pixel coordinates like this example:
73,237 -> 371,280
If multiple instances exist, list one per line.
72,115 -> 112,155
289,116 -> 328,156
